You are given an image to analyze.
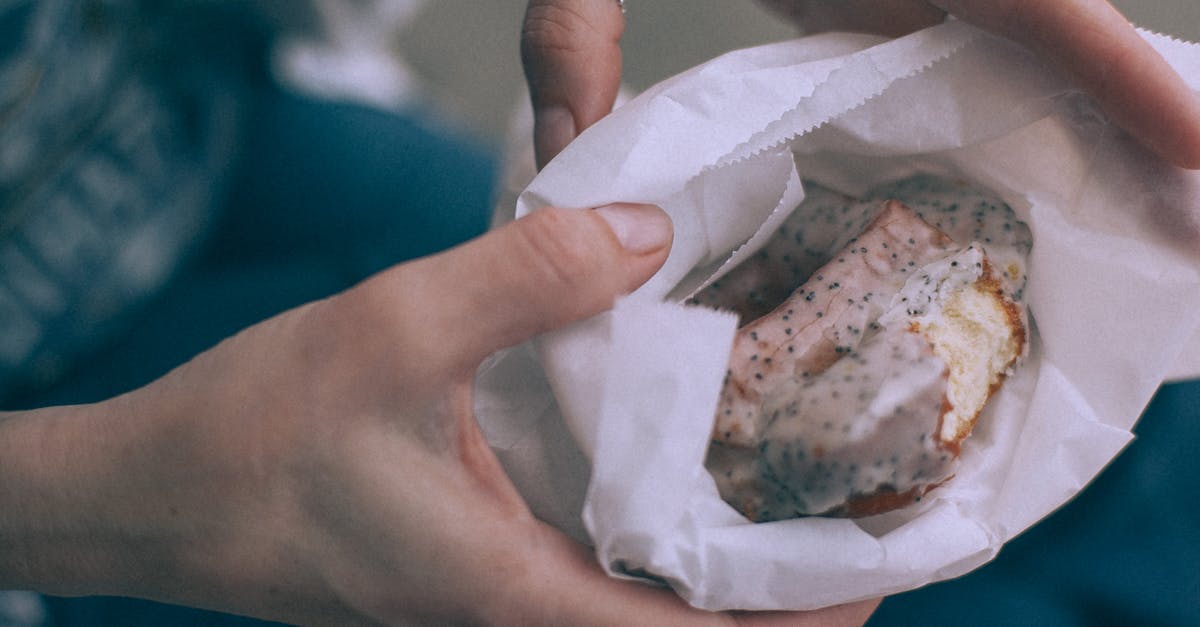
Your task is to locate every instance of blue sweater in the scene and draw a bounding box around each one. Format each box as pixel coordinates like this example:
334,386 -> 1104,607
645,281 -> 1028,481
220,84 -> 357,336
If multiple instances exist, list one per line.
0,0 -> 274,401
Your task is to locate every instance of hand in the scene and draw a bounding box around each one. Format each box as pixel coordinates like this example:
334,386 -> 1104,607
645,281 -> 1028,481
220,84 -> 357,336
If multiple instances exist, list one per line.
522,0 -> 1200,169
0,204 -> 877,626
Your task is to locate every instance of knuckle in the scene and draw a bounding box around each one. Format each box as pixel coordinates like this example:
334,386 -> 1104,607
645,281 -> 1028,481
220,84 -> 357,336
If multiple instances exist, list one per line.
522,1 -> 591,57
521,0 -> 621,66
518,209 -> 604,287
516,207 -> 611,293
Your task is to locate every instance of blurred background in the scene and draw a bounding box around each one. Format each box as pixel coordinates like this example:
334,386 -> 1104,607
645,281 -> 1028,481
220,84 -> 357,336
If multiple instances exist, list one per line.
359,0 -> 1200,147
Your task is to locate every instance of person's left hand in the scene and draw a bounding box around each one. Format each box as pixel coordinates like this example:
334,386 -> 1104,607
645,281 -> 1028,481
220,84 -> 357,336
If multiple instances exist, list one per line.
1,202 -> 878,626
522,0 -> 1200,170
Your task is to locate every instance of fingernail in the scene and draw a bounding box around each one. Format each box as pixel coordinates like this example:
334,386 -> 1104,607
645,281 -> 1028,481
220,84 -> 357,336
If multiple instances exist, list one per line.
594,203 -> 673,255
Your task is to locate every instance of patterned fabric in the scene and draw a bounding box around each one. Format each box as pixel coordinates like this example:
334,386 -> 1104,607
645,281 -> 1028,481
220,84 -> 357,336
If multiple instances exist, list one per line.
0,0 -> 264,402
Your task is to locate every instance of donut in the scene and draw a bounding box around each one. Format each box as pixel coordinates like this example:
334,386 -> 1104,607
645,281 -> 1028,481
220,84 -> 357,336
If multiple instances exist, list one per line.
697,176 -> 1030,520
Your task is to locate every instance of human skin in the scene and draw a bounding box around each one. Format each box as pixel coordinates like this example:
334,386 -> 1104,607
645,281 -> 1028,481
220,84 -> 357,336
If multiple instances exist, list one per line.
0,204 -> 877,626
522,0 -> 1200,169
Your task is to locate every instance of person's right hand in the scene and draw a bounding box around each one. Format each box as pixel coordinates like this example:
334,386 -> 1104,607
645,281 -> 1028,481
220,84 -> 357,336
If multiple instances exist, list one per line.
756,0 -> 1200,169
523,0 -> 1200,170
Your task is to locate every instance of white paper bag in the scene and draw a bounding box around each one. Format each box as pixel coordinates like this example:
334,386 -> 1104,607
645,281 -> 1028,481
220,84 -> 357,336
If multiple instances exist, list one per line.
476,20 -> 1200,611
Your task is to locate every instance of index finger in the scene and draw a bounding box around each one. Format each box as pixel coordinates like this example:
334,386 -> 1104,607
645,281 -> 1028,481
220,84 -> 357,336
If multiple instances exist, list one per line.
935,0 -> 1200,169
521,0 -> 626,168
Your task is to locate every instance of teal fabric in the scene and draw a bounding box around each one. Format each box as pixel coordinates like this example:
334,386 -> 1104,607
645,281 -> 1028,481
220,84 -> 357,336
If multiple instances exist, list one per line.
870,379 -> 1200,627
0,0 -> 268,402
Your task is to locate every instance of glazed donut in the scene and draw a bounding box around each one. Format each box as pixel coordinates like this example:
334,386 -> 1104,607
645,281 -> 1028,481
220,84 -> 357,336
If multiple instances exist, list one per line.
698,176 -> 1030,520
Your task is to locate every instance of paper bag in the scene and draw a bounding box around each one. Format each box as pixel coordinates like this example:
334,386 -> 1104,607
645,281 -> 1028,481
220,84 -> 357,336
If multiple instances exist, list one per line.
476,20 -> 1200,610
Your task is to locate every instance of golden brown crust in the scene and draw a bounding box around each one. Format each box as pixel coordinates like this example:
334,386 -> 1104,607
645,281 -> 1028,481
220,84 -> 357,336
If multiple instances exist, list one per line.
928,258 -> 1026,451
702,188 -> 1029,521
836,478 -> 952,518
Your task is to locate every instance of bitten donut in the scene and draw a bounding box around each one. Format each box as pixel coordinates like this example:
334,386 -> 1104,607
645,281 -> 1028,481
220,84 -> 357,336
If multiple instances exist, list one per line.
697,176 -> 1031,521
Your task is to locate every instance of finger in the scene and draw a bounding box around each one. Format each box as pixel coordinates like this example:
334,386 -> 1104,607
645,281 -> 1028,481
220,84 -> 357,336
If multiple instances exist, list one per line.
522,0 -> 625,168
731,599 -> 881,626
935,0 -> 1200,169
392,204 -> 671,375
506,525 -> 735,626
500,524 -> 879,626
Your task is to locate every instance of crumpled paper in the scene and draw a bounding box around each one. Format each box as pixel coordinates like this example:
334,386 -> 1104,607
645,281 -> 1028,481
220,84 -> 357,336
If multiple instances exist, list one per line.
475,20 -> 1200,611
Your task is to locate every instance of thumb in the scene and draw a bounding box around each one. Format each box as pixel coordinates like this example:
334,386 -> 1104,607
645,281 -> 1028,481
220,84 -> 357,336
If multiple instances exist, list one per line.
522,0 -> 625,168
394,204 -> 671,375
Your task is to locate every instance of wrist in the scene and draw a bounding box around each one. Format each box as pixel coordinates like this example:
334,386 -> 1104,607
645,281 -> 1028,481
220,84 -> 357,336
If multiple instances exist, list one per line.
0,398 -> 160,595
0,377 -> 360,623
0,389 -> 252,609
